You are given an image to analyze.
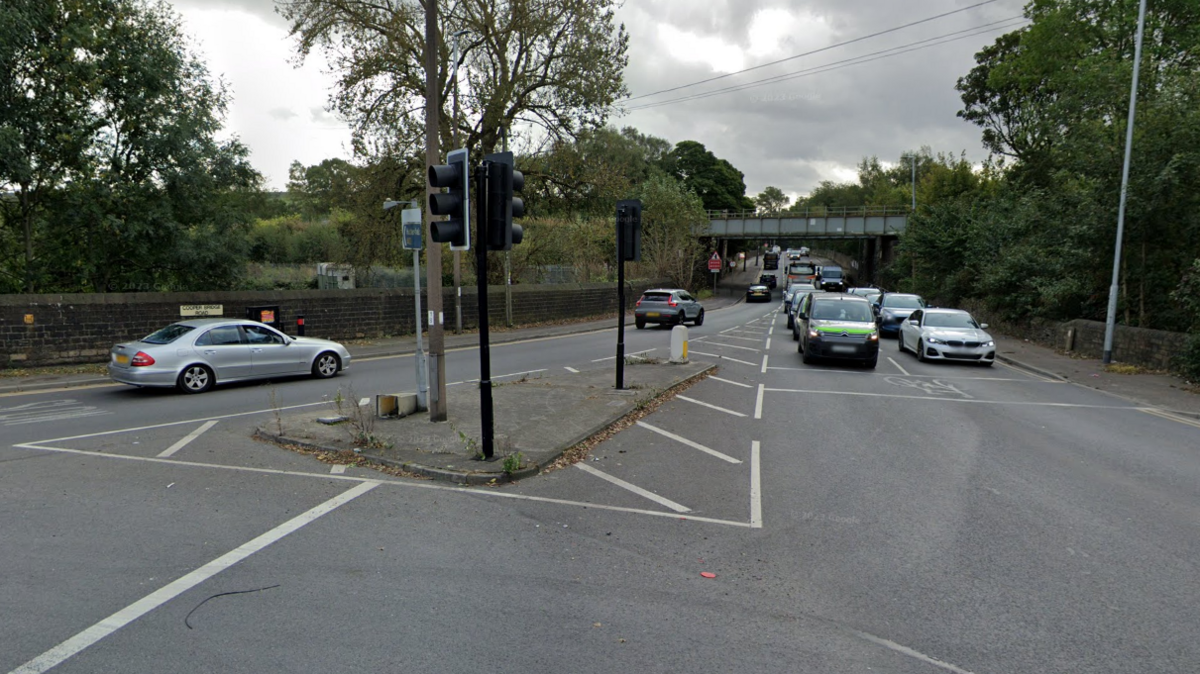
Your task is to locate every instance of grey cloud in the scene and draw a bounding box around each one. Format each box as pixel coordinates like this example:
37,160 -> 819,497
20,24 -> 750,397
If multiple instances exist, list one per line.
171,0 -> 287,27
268,107 -> 298,120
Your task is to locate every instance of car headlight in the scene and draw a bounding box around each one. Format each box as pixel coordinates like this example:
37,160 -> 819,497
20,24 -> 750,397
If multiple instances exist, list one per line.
868,331 -> 879,341
982,340 -> 994,347
926,337 -> 945,344
808,329 -> 819,339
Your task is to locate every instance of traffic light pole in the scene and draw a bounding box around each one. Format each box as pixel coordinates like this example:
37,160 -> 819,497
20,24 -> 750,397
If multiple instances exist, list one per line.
423,0 -> 447,421
615,206 -> 627,390
475,163 -> 496,460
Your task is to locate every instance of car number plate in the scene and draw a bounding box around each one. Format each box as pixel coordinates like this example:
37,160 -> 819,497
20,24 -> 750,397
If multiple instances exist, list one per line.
646,312 -> 659,317
115,354 -> 129,364
830,345 -> 856,354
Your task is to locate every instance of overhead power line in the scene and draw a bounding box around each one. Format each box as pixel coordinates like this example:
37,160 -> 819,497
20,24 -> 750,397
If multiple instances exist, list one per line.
621,0 -> 1004,103
623,16 -> 1029,112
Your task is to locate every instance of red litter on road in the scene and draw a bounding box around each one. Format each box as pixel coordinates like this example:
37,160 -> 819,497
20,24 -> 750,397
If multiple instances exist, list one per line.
700,572 -> 716,579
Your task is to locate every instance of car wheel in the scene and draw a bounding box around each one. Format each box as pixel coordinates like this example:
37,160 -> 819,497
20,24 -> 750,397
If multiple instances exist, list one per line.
312,352 -> 341,378
177,364 -> 214,394
917,340 -> 927,363
676,311 -> 686,326
865,355 -> 878,369
635,318 -> 646,330
693,309 -> 704,326
897,333 -> 905,353
787,315 -> 794,329
801,343 -> 814,364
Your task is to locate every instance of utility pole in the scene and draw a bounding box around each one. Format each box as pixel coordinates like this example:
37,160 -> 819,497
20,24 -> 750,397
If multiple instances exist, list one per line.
424,0 -> 447,421
911,154 -> 917,211
451,29 -> 469,336
1103,0 -> 1148,364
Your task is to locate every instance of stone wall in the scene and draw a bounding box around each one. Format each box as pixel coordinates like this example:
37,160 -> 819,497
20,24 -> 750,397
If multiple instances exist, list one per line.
0,280 -> 667,367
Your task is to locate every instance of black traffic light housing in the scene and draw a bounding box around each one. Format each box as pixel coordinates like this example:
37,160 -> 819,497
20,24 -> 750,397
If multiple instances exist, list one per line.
616,199 -> 642,262
484,151 -> 524,251
428,147 -> 470,250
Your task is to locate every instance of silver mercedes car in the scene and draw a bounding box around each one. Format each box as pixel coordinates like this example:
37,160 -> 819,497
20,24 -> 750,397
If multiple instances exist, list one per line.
108,318 -> 352,393
897,308 -> 995,366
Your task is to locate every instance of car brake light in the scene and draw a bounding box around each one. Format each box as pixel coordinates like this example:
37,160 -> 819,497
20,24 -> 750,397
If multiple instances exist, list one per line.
668,296 -> 677,307
131,351 -> 155,366
636,298 -> 642,307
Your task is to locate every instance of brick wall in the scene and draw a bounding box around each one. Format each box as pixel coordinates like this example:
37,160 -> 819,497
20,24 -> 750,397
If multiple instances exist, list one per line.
0,280 -> 668,367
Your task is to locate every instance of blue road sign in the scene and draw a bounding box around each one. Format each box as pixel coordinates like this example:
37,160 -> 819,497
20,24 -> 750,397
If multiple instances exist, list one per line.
401,208 -> 423,250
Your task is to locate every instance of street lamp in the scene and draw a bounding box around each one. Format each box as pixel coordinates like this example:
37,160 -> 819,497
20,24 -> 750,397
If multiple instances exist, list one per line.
450,28 -> 470,336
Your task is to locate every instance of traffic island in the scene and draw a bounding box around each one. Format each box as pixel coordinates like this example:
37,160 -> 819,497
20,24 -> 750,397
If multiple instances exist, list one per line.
255,360 -> 715,485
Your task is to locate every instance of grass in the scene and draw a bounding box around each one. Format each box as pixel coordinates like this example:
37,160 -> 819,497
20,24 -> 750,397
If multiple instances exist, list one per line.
0,363 -> 107,378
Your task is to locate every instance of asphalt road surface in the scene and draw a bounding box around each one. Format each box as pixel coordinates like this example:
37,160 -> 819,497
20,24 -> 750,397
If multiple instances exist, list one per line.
3,292 -> 1200,673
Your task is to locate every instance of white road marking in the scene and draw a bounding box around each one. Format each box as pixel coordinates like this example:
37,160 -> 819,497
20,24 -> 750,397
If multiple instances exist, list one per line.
699,341 -> 760,352
887,356 -> 910,375
765,366 -> 1057,383
764,388 -> 1140,409
677,395 -> 748,417
450,368 -> 550,385
9,481 -> 380,674
592,349 -> 654,363
156,420 -> 219,458
689,351 -> 758,367
1139,407 -> 1200,430
11,443 -> 753,528
713,334 -> 762,343
754,384 -> 765,419
0,399 -> 110,426
636,421 -> 742,464
358,397 -> 370,407
576,464 -> 691,513
330,464 -> 348,474
765,338 -> 771,350
719,326 -> 739,334
768,324 -> 775,336
750,440 -> 762,529
850,629 -> 978,674
564,366 -> 580,373
709,376 -> 752,388
884,377 -> 973,399
761,354 -> 769,374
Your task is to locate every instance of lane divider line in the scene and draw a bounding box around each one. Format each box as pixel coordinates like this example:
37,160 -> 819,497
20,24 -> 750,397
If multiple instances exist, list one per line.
576,463 -> 691,512
709,376 -> 752,388
676,395 -> 748,417
754,384 -> 765,420
9,481 -> 380,674
564,366 -> 579,373
157,420 -> 219,459
689,351 -> 758,367
765,338 -> 772,350
636,421 -> 742,464
761,354 -> 769,374
750,440 -> 762,529
887,356 -> 910,376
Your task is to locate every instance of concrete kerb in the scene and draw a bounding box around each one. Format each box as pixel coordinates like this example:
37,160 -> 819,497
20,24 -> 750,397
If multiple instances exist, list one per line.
995,354 -> 1069,382
256,363 -> 717,485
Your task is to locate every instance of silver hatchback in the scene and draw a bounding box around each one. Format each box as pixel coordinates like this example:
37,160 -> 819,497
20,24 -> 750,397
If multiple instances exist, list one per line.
108,318 -> 352,393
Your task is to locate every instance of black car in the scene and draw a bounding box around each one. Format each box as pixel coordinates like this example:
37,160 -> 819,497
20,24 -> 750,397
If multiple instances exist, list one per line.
759,272 -> 777,289
816,265 -> 846,292
794,294 -> 879,368
746,284 -> 771,302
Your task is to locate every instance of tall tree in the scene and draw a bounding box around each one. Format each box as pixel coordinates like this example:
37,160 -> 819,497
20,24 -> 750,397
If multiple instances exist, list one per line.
754,186 -> 789,215
636,171 -> 708,289
287,158 -> 359,220
662,140 -> 754,212
277,0 -> 630,161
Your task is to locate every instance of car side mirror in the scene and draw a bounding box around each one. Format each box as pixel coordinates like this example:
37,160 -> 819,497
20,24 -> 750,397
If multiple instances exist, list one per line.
798,312 -> 807,320
980,323 -> 989,330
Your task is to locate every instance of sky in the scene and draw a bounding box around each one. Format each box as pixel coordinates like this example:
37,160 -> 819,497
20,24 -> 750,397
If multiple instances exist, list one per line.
168,0 -> 1028,201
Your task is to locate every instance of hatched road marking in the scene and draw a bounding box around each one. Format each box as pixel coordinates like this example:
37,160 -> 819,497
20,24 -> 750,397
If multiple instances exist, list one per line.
677,395 -> 747,417
157,420 -> 219,458
636,421 -> 742,464
709,376 -> 752,388
689,351 -> 758,367
576,463 -> 691,513
887,357 -> 910,376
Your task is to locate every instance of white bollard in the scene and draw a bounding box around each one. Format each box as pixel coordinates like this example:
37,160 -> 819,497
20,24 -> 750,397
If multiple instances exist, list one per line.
670,325 -> 689,363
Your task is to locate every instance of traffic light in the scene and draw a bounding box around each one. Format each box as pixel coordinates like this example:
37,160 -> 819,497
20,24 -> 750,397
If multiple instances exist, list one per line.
484,151 -> 524,251
427,148 -> 470,250
616,199 -> 642,262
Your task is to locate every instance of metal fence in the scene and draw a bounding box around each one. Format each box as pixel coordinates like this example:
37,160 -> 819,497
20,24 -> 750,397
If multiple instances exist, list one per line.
705,206 -> 911,219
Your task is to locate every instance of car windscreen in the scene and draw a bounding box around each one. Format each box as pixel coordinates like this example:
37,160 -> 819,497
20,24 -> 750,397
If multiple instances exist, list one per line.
821,268 -> 842,278
640,292 -> 672,302
141,324 -> 195,344
923,313 -> 978,329
810,302 -> 873,322
881,295 -> 924,309
788,265 -> 814,275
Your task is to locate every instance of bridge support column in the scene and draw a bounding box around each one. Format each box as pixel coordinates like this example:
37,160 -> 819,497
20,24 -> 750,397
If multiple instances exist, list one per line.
880,236 -> 897,268
864,238 -> 878,285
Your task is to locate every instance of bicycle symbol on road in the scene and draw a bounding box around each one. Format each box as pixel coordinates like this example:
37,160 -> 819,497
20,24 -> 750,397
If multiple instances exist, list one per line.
883,377 -> 972,399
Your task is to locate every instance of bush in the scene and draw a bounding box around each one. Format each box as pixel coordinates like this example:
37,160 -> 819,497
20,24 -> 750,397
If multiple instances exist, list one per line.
1175,334 -> 1200,382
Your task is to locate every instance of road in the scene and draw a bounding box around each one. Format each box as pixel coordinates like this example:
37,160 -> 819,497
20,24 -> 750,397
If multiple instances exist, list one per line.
3,291 -> 1200,673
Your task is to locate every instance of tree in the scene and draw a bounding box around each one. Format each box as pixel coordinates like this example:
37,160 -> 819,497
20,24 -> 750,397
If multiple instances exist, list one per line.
287,158 -> 359,220
277,0 -> 629,160
635,171 -> 708,288
0,0 -> 262,293
662,141 -> 754,212
754,186 -> 789,215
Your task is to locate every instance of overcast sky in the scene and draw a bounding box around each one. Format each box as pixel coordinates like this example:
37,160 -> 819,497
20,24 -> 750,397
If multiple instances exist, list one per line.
169,0 -> 1027,201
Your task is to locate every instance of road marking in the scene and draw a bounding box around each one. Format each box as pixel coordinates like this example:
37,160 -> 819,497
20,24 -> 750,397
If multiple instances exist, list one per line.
358,397 -> 370,407
677,395 -> 747,417
330,464 -> 348,474
754,384 -> 765,419
850,629 -> 977,674
719,326 -> 739,334
449,368 -> 550,385
768,324 -> 775,336
10,443 -> 753,528
564,366 -> 580,373
764,366 -> 1057,382
576,463 -> 691,513
750,440 -> 762,529
764,388 -> 1140,409
765,338 -> 771,350
592,349 -> 654,362
699,341 -> 760,353
636,421 -> 742,463
0,399 -> 111,426
0,382 -> 119,398
709,376 -> 752,388
689,351 -> 758,367
157,420 -> 219,458
713,334 -> 762,343
9,481 -> 380,674
884,377 -> 972,399
996,360 -> 1057,383
761,354 -> 769,374
887,356 -> 910,376
1139,407 -> 1200,430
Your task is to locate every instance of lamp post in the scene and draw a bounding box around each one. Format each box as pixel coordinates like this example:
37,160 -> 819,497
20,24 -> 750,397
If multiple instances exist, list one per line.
1102,0 -> 1148,364
450,29 -> 470,336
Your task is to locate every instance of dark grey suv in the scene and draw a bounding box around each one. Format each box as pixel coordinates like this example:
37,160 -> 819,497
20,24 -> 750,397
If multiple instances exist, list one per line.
635,289 -> 704,329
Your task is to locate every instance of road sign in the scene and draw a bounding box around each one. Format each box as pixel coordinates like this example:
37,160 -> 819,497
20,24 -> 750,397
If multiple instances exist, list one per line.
708,252 -> 721,272
401,208 -> 422,250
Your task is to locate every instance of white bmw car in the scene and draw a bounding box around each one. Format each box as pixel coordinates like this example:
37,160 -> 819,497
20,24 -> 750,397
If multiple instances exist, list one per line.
897,308 -> 996,366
